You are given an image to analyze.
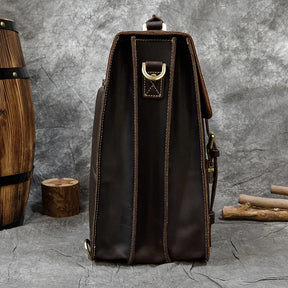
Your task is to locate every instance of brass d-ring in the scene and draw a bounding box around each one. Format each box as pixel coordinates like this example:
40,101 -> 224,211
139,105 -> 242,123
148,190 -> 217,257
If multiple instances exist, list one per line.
142,62 -> 166,81
84,239 -> 92,260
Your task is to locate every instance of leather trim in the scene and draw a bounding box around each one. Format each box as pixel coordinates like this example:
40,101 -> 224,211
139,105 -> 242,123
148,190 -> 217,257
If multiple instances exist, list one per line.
0,170 -> 33,187
188,38 -> 212,119
91,36 -> 120,260
0,19 -> 17,32
128,36 -> 139,264
88,86 -> 104,257
0,67 -> 29,79
187,37 -> 210,261
162,37 -> 177,263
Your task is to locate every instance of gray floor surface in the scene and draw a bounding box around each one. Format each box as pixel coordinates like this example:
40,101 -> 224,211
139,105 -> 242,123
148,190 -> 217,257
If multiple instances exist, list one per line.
1,201 -> 288,288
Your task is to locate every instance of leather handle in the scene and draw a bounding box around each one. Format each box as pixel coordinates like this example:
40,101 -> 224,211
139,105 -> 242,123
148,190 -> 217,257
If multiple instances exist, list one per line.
146,15 -> 164,30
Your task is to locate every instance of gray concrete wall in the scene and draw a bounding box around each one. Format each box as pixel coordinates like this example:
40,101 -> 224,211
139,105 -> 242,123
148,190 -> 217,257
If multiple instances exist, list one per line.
1,0 -> 288,213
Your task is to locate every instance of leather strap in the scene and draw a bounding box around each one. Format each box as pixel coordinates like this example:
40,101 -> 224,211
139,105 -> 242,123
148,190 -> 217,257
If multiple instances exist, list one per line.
0,67 -> 29,79
209,144 -> 219,219
0,170 -> 33,187
146,15 -> 164,30
145,61 -> 163,72
0,19 -> 17,32
205,119 -> 219,225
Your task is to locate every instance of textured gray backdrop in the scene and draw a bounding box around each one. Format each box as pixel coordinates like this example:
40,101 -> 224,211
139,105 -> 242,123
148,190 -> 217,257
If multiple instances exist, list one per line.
1,0 -> 288,287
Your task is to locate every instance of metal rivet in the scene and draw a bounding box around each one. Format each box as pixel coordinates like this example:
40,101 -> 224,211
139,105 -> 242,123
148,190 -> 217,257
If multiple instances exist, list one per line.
0,22 -> 5,28
13,72 -> 18,78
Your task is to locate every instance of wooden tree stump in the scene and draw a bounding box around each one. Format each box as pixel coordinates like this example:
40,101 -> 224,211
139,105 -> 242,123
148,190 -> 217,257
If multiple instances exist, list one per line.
41,178 -> 80,217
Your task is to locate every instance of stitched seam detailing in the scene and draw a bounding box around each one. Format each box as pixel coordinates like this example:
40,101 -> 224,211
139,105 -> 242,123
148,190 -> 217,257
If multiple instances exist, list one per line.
186,37 -> 210,261
91,36 -> 119,260
128,36 -> 139,264
134,36 -> 173,263
143,71 -> 163,98
163,37 -> 177,263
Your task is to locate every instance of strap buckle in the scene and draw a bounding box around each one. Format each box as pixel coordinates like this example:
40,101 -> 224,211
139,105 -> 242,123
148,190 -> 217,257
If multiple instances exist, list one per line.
142,62 -> 166,81
207,132 -> 215,151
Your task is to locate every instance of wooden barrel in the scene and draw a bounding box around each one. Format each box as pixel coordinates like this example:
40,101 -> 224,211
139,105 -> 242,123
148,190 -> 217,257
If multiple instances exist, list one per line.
0,18 -> 35,229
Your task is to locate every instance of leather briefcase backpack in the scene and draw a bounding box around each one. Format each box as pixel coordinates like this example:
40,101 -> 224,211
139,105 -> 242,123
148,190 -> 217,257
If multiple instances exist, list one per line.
85,15 -> 219,264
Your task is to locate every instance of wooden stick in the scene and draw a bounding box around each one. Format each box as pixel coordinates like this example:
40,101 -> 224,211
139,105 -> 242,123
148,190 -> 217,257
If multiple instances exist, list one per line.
271,185 -> 288,196
239,194 -> 288,210
222,204 -> 288,221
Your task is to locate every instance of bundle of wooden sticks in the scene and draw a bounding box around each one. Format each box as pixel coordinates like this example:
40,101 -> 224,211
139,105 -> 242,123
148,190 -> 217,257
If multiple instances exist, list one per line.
222,185 -> 288,221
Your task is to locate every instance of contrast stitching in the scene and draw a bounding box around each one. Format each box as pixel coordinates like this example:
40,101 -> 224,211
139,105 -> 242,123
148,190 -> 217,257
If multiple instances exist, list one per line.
91,36 -> 119,260
128,36 -> 139,265
147,80 -> 160,93
186,37 -> 210,261
163,37 -> 176,263
143,72 -> 163,98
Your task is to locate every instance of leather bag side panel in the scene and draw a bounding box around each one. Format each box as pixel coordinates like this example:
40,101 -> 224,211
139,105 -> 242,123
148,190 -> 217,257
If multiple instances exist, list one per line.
167,37 -> 209,261
89,86 -> 104,243
93,38 -> 135,261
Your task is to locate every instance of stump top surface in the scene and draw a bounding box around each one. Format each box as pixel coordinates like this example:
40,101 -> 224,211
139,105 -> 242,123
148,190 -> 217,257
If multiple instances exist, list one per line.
41,178 -> 79,187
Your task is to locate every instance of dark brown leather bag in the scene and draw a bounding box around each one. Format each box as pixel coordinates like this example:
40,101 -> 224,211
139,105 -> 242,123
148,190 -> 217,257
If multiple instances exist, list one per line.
85,15 -> 219,264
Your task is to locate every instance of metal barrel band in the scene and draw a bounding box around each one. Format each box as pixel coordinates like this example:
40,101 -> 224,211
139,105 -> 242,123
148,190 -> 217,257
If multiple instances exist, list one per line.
0,67 -> 30,80
0,170 -> 33,187
0,19 -> 17,32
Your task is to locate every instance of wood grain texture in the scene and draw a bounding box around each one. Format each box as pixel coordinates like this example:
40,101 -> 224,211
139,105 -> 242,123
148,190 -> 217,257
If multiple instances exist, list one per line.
42,178 -> 80,217
223,204 -> 288,221
0,29 -> 25,68
0,24 -> 35,229
271,185 -> 288,196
